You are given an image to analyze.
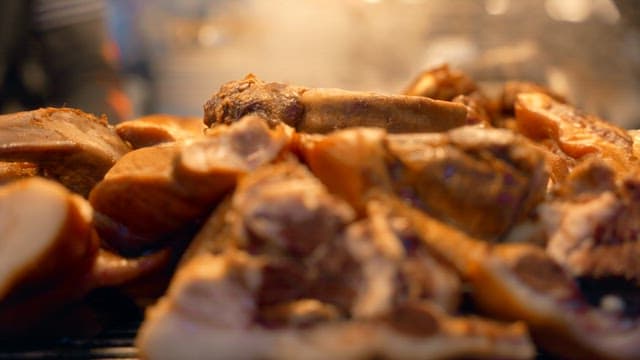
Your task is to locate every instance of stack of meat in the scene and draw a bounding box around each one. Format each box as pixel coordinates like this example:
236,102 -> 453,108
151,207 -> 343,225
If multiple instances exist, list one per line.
2,65 -> 640,359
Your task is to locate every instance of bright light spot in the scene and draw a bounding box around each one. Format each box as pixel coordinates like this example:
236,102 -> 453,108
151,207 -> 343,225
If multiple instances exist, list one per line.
485,0 -> 510,15
545,0 -> 592,23
593,0 -> 620,24
363,0 -> 383,4
198,24 -> 222,47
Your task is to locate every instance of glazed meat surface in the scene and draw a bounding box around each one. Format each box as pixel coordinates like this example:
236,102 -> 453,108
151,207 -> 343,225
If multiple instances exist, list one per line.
301,125 -> 548,240
137,162 -> 534,360
0,108 -> 130,196
116,114 -> 206,149
204,74 -> 467,133
90,115 -> 290,254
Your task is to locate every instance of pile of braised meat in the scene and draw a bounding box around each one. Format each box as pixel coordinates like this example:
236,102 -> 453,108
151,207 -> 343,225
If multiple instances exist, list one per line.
2,65 -> 640,359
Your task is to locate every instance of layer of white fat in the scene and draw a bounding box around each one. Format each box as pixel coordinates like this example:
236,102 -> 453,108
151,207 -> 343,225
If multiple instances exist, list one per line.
0,178 -> 70,300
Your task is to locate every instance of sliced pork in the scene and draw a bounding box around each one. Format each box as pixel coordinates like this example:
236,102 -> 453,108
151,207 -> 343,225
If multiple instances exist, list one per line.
0,178 -> 170,336
116,114 -> 206,149
302,125 -> 548,240
0,108 -> 130,196
515,92 -> 636,177
90,115 -> 290,254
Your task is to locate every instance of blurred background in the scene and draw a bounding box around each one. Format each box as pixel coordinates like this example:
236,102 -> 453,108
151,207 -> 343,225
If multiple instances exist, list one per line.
106,0 -> 640,127
3,0 -> 640,127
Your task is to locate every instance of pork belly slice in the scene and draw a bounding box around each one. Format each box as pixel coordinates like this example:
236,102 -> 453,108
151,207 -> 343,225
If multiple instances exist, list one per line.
204,74 -> 467,133
0,108 -> 131,196
515,92 -> 636,176
116,114 -> 206,149
138,253 -> 532,360
301,125 -> 548,241
382,194 -> 640,360
500,81 -> 565,116
0,178 -> 169,335
138,162 -> 532,359
536,158 -> 640,284
90,115 -> 290,254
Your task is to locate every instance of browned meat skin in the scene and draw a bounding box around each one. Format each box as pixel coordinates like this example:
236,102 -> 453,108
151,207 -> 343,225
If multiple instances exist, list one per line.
0,108 -> 130,196
90,115 -> 290,254
137,167 -> 533,358
500,81 -> 566,116
402,64 -> 477,100
0,178 -> 172,336
381,193 -> 640,360
116,114 -> 206,149
302,126 -> 548,241
204,74 -> 467,134
452,94 -> 492,126
515,92 -> 636,177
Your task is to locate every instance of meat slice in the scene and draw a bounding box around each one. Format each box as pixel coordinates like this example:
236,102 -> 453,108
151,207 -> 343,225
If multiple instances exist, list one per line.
515,92 -> 636,176
381,193 -> 640,360
0,177 -> 170,336
137,162 -> 533,359
500,81 -> 565,116
138,253 -> 533,360
388,126 -> 548,240
302,125 -> 548,240
90,115 -> 290,254
204,74 -> 467,133
402,64 -> 477,100
0,108 -> 131,196
116,114 -> 206,149
537,158 -> 640,284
